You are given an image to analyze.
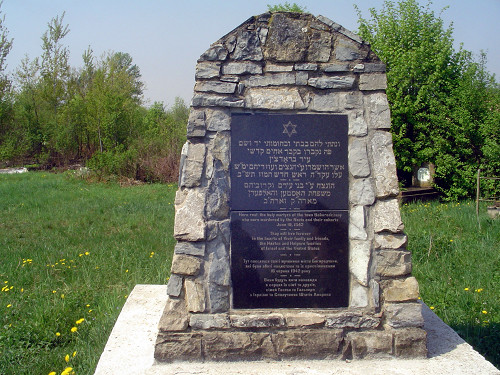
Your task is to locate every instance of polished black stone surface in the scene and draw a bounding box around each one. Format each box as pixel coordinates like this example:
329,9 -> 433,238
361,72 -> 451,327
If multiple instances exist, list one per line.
231,211 -> 349,309
230,113 -> 349,309
231,113 -> 348,211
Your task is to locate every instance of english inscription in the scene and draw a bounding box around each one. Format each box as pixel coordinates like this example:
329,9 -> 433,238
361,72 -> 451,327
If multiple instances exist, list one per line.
230,114 -> 349,309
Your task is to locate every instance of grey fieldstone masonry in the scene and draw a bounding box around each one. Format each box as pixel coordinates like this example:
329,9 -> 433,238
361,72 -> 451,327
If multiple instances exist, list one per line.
155,11 -> 426,362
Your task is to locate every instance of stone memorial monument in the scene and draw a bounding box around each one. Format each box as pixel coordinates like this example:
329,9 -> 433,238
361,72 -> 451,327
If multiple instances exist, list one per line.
155,11 -> 427,361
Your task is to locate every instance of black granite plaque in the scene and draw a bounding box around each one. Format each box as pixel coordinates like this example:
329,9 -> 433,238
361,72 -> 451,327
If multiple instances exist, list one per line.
231,114 -> 348,211
230,114 -> 349,309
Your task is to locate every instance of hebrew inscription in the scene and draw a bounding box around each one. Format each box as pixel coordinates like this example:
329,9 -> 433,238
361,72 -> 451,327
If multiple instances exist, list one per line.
230,114 -> 349,309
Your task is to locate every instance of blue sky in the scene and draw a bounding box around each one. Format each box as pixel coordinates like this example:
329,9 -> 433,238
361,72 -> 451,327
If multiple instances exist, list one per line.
3,0 -> 499,107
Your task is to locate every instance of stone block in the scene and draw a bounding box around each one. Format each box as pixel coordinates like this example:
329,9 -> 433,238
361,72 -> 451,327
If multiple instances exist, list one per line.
365,92 -> 391,130
348,138 -> 370,178
245,87 -> 306,110
208,131 -> 230,170
393,328 -> 427,358
325,311 -> 380,329
384,277 -> 420,302
203,332 -> 276,360
191,93 -> 245,108
208,256 -> 230,286
360,73 -> 387,91
349,205 -> 367,240
243,72 -> 295,87
385,302 -> 425,328
274,330 -> 343,359
186,110 -> 206,138
350,178 -> 375,206
322,63 -> 350,72
362,63 -> 386,73
295,71 -> 308,85
200,44 -> 228,61
208,284 -> 230,313
373,199 -> 404,233
308,76 -> 355,89
370,279 -> 380,308
185,278 -> 205,313
283,312 -> 325,327
295,63 -> 318,71
166,274 -> 183,297
195,62 -> 221,79
309,91 -> 362,112
180,142 -> 205,188
189,313 -> 230,330
350,280 -> 369,308
206,175 -> 230,221
171,254 -> 203,276
371,131 -> 399,197
307,30 -> 332,62
349,240 -> 371,286
174,241 -> 205,257
265,63 -> 293,72
155,332 -> 202,362
230,313 -> 285,329
195,81 -> 237,94
157,297 -> 189,332
206,108 -> 231,132
347,331 -> 393,359
264,13 -> 308,62
335,39 -> 366,61
376,250 -> 412,277
348,111 -> 368,136
231,30 -> 263,61
222,62 -> 262,75
174,188 -> 206,241
206,235 -> 229,259
374,233 -> 408,249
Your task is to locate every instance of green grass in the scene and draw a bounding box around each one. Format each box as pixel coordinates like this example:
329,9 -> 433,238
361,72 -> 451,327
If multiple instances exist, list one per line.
402,200 -> 499,367
0,173 -> 498,373
0,172 -> 176,375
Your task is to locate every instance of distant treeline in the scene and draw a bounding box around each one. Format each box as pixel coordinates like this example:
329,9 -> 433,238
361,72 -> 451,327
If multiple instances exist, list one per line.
0,11 -> 187,182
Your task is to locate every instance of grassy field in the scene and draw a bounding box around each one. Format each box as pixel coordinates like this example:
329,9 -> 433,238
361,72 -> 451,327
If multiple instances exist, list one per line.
0,172 -> 498,373
401,200 -> 499,367
0,172 -> 176,375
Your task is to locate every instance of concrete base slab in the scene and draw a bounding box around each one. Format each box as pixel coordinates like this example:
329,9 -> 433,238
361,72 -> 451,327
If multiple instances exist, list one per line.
94,284 -> 499,375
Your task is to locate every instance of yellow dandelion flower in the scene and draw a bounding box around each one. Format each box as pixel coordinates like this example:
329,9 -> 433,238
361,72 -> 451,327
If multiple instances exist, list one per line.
76,318 -> 85,325
71,326 -> 77,333
464,288 -> 469,291
56,332 -> 61,337
65,354 -> 70,362
61,367 -> 73,375
124,295 -> 128,298
85,251 -> 90,255
72,351 -> 77,357
52,290 -> 56,294
79,253 -> 83,257
88,309 -> 93,313
482,310 -> 488,314
49,372 -> 57,375
86,304 -> 90,307
7,304 -> 12,308
430,306 -> 435,310
125,269 -> 129,273
21,288 -> 24,292
61,294 -> 65,299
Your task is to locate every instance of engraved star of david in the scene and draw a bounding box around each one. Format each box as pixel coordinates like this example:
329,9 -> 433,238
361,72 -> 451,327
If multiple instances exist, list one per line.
283,121 -> 297,137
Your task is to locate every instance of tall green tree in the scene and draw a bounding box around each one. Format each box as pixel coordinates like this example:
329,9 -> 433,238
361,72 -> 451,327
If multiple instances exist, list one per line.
0,1 -> 15,161
356,0 -> 499,199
